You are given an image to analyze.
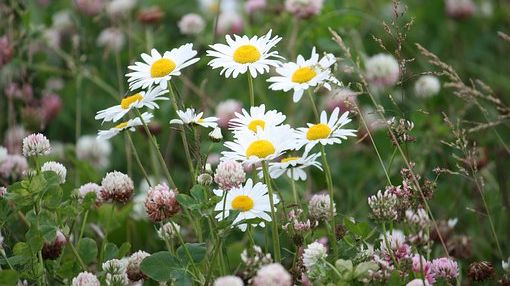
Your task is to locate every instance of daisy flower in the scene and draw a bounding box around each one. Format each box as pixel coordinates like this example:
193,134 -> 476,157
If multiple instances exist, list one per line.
222,124 -> 297,164
213,178 -> 279,231
260,152 -> 322,181
95,86 -> 168,123
268,47 -> 339,102
295,107 -> 356,153
126,44 -> 200,90
97,112 -> 153,140
170,108 -> 218,128
206,30 -> 283,78
229,104 -> 286,134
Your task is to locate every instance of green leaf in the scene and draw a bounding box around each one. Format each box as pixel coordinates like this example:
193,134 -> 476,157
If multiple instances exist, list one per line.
29,174 -> 47,194
78,238 -> 98,265
353,261 -> 379,279
190,185 -> 206,202
26,228 -> 43,254
0,270 -> 19,286
103,243 -> 118,262
176,194 -> 197,209
177,243 -> 206,264
40,225 -> 57,242
335,259 -> 353,273
140,251 -> 180,282
41,185 -> 62,210
170,269 -> 192,286
117,242 -> 131,258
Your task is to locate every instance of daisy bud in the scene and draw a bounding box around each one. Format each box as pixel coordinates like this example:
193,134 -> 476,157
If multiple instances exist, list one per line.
41,161 -> 67,184
308,193 -> 335,222
0,36 -> 13,68
157,222 -> 180,240
368,190 -> 398,221
468,261 -> 494,282
42,230 -> 67,260
285,0 -> 324,19
302,242 -> 327,271
178,13 -> 206,36
213,275 -> 244,286
127,250 -> 150,281
252,263 -> 292,286
414,75 -> 440,98
22,133 -> 51,157
144,183 -> 180,222
97,28 -> 125,52
0,155 -> 28,180
245,0 -> 267,14
101,171 -> 134,204
71,272 -> 100,286
365,54 -> 400,88
76,135 -> 112,170
74,0 -> 104,16
197,173 -> 213,186
431,257 -> 459,281
78,183 -> 104,206
445,0 -> 476,19
214,160 -> 246,191
209,127 -> 223,142
137,6 -> 165,24
215,99 -> 242,129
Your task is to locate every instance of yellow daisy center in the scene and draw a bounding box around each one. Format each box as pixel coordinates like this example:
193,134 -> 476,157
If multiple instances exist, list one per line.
246,139 -> 275,158
306,123 -> 331,140
150,58 -> 176,78
231,195 -> 254,212
248,119 -> 266,132
120,93 -> 143,109
233,45 -> 261,64
291,66 -> 317,83
281,156 -> 300,163
115,121 -> 129,129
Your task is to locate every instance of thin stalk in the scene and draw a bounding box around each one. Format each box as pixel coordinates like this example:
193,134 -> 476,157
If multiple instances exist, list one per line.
171,221 -> 200,275
1,251 -> 14,270
262,162 -> 281,262
290,170 -> 298,205
307,89 -> 319,121
134,109 -> 176,188
319,144 -> 337,254
126,132 -> 152,187
248,73 -> 255,106
78,210 -> 89,242
68,240 -> 87,271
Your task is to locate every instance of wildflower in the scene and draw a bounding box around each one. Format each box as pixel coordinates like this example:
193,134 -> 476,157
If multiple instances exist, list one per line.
368,190 -> 398,221
197,173 -> 213,186
74,0 -> 104,16
468,261 -> 494,282
445,0 -> 476,19
102,259 -> 129,286
245,0 -> 266,14
97,112 -> 153,140
229,104 -> 286,134
137,6 -> 165,24
42,230 -> 67,260
365,54 -> 400,88
0,187 -> 6,197
96,86 -> 168,123
76,135 -> 112,170
411,255 -> 436,284
22,133 -> 51,157
431,257 -> 459,281
222,124 -> 297,164
71,272 -> 100,286
308,193 -> 335,221
40,92 -> 62,123
268,47 -> 339,102
97,28 -> 126,52
0,155 -> 28,180
379,230 -> 410,260
387,117 -> 415,144
216,99 -> 243,128
214,178 -> 279,231
252,263 -> 292,286
157,222 -> 180,240
127,250 -> 150,281
214,160 -> 246,190
323,87 -> 358,113
144,183 -> 180,222
126,45 -> 200,90
406,279 -> 431,286
78,183 -> 104,205
178,13 -> 206,35
41,161 -> 67,184
295,108 -> 356,153
209,127 -> 223,142
106,0 -> 137,18
240,245 -> 273,279
207,30 -> 283,78
283,209 -> 315,235
302,242 -> 327,271
213,276 -> 244,286
263,152 -> 322,181
101,171 -> 134,204
285,0 -> 324,19
414,75 -> 440,98
216,12 -> 244,35
170,108 -> 218,128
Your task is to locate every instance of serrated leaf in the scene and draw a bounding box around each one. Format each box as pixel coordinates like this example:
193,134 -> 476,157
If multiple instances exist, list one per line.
140,251 -> 180,282
78,238 -> 98,265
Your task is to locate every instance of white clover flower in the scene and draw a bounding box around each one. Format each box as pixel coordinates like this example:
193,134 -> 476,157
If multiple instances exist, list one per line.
213,275 -> 244,286
178,13 -> 206,35
71,271 -> 100,286
127,250 -> 150,281
41,161 -> 67,184
252,263 -> 292,286
302,242 -> 327,271
414,75 -> 440,98
22,133 -> 51,157
365,53 -> 400,88
308,193 -> 335,221
76,135 -> 112,170
158,222 -> 180,241
101,171 -> 134,203
97,27 -> 126,52
78,183 -> 103,205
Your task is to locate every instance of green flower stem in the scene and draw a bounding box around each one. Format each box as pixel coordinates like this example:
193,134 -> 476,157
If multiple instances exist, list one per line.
322,258 -> 343,279
125,132 -> 152,187
319,144 -> 337,254
248,73 -> 255,106
68,239 -> 87,271
307,89 -> 319,121
171,221 -> 200,275
134,109 -> 176,188
290,170 -> 298,205
1,250 -> 14,270
262,162 -> 281,262
78,210 -> 89,243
